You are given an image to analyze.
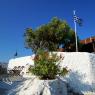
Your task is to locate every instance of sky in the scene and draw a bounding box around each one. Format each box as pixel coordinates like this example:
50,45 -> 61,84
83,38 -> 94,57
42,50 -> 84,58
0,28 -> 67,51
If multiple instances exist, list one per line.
0,0 -> 95,62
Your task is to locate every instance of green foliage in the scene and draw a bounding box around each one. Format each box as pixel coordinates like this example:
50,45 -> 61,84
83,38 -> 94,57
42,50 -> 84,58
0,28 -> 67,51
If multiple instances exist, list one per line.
24,17 -> 78,52
29,49 -> 68,80
59,67 -> 69,77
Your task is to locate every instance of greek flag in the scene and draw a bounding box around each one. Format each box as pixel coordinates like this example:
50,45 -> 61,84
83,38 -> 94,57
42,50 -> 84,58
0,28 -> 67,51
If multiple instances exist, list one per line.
73,15 -> 83,26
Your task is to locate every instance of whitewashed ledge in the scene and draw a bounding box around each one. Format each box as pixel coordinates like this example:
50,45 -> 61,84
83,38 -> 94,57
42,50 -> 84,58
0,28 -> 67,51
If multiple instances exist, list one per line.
8,77 -> 67,95
7,52 -> 95,95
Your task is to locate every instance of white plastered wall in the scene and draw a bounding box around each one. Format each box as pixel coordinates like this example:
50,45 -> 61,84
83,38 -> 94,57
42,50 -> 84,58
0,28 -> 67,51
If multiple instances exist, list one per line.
56,52 -> 95,93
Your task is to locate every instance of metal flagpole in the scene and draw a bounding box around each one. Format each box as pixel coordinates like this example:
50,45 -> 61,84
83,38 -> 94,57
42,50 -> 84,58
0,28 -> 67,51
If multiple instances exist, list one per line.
73,10 -> 78,52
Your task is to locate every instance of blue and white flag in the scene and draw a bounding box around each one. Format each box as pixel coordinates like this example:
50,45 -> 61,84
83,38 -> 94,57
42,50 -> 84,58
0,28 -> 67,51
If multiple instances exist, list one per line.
73,15 -> 83,26
14,51 -> 18,56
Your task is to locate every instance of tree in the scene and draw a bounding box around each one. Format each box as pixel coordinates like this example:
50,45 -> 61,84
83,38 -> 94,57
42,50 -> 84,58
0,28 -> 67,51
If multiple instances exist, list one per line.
24,17 -> 78,52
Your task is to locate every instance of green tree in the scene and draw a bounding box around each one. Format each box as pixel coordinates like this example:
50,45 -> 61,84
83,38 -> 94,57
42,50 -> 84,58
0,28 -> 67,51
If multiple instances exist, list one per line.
24,17 -> 78,52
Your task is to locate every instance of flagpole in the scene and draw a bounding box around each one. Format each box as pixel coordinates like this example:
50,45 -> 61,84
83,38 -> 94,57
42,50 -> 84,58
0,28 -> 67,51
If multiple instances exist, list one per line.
73,10 -> 78,52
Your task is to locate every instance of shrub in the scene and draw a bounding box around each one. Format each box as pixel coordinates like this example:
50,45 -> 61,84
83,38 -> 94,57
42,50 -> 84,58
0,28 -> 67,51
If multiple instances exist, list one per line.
29,49 -> 68,79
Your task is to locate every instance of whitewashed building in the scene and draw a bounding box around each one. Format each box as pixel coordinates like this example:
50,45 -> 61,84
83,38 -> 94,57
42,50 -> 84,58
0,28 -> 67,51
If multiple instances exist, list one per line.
7,55 -> 35,75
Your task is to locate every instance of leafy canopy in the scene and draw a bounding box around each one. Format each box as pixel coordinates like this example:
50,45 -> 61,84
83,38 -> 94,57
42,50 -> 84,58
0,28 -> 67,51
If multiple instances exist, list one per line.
24,17 -> 76,52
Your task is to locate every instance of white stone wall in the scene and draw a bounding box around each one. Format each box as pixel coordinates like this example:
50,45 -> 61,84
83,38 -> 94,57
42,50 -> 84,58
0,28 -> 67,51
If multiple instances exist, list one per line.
89,53 -> 95,91
7,52 -> 95,93
56,52 -> 95,93
8,55 -> 34,75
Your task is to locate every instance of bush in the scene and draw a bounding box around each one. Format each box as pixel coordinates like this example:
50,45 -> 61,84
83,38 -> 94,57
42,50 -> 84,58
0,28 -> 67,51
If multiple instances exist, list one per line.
29,49 -> 68,79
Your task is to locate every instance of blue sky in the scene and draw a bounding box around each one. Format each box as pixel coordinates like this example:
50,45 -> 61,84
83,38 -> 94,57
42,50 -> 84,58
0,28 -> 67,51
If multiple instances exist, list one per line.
0,0 -> 95,62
